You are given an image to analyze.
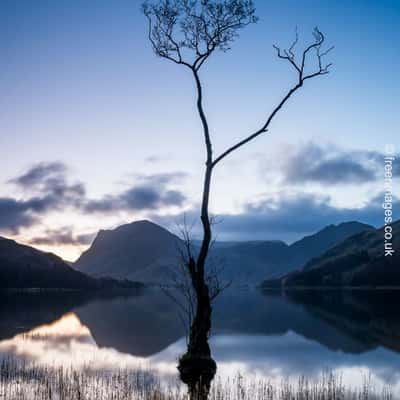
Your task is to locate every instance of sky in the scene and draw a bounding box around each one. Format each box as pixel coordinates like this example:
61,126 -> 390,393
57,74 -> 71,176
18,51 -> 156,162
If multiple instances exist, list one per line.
1,0 -> 399,261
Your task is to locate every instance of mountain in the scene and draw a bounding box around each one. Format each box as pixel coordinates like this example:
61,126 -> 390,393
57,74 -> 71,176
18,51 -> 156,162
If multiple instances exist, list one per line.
75,219 -> 373,285
284,221 -> 374,272
214,221 -> 373,283
75,220 -> 182,282
262,220 -> 400,288
211,240 -> 289,283
0,236 -> 141,289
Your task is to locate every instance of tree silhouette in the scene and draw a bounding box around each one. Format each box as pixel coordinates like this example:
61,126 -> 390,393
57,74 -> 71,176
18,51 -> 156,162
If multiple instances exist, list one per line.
143,1 -> 333,398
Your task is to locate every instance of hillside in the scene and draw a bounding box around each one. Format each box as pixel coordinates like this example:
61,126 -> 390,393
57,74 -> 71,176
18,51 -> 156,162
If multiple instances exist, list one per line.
75,220 -> 373,285
262,220 -> 400,288
0,237 -> 141,289
285,221 -> 374,272
75,220 -> 182,282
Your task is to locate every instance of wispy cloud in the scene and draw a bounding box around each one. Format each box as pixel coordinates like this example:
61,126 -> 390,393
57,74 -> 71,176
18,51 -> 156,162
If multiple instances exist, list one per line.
84,173 -> 187,213
0,162 -> 85,233
154,191 -> 397,242
263,142 -> 398,185
0,198 -> 38,233
0,163 -> 187,234
9,162 -> 68,189
28,227 -> 95,246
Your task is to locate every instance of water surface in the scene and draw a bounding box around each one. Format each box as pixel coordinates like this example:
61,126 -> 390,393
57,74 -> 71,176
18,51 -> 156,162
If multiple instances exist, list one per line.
1,288 -> 399,394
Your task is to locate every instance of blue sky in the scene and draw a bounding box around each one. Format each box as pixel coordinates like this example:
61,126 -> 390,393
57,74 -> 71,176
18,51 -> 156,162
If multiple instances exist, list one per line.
1,0 -> 399,260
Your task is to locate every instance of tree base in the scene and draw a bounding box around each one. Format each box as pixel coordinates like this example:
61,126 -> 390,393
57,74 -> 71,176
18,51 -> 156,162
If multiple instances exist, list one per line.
178,352 -> 217,395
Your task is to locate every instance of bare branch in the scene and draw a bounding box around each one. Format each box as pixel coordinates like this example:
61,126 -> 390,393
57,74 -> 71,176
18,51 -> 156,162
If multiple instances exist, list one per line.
273,44 -> 301,73
272,27 -> 301,73
212,83 -> 302,166
213,27 -> 333,167
143,0 -> 257,71
288,27 -> 298,59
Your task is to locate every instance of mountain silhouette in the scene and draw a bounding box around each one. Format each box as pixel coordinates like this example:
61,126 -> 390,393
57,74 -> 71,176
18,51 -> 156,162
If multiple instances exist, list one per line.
262,220 -> 400,288
75,220 -> 182,282
0,236 -> 141,289
75,220 -> 373,284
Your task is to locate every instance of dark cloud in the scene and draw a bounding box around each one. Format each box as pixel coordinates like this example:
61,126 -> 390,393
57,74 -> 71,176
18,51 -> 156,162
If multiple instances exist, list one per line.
9,161 -> 86,209
85,174 -> 186,213
386,155 -> 400,177
216,193 -> 390,241
122,186 -> 184,209
2,163 -> 187,232
131,172 -> 187,187
281,143 -> 382,185
10,162 -> 67,189
3,156 -> 395,243
154,192 -> 397,242
29,228 -> 95,247
0,162 -> 87,233
0,198 -> 37,233
0,192 -> 73,233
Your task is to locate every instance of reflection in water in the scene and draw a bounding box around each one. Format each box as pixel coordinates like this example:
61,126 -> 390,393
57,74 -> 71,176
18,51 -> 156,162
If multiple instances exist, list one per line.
0,288 -> 400,396
282,289 -> 400,353
0,313 -> 177,377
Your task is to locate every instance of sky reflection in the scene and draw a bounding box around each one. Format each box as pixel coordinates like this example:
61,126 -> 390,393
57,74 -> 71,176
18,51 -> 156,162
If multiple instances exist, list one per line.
1,312 -> 399,395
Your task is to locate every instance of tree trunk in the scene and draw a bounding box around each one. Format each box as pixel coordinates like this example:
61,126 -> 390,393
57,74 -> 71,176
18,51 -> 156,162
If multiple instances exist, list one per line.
188,279 -> 212,357
177,67 -> 217,400
178,164 -> 216,400
191,161 -> 213,355
178,277 -> 216,400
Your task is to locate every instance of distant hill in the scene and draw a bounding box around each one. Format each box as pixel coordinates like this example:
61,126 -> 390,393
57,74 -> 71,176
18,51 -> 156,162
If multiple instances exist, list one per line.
75,220 -> 373,285
212,240 -> 289,283
262,220 -> 400,288
0,237 -> 141,290
284,221 -> 374,272
75,220 -> 182,283
215,221 -> 374,283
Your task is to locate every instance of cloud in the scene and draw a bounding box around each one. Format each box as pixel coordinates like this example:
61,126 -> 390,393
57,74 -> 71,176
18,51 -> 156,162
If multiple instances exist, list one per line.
154,192 -> 398,242
10,161 -> 86,209
10,162 -> 67,189
0,198 -> 37,233
0,165 -> 188,234
0,162 -> 88,234
3,155 -> 397,243
278,143 -> 386,185
0,192 -> 80,234
28,227 -> 95,247
85,173 -> 186,213
217,193 -> 387,240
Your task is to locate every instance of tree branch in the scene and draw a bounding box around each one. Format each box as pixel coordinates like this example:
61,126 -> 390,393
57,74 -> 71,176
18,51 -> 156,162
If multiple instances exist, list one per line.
213,27 -> 333,167
212,83 -> 302,167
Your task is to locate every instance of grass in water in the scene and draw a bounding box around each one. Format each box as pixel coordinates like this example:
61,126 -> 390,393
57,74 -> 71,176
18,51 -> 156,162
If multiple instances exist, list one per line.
0,358 -> 394,400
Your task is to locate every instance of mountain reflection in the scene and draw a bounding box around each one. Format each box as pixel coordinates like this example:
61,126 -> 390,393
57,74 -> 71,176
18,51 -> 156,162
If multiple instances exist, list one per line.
0,312 -> 178,377
281,289 -> 400,353
0,288 -> 400,395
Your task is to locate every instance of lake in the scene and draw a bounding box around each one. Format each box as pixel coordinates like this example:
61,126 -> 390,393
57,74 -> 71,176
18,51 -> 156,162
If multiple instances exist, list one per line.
0,288 -> 399,397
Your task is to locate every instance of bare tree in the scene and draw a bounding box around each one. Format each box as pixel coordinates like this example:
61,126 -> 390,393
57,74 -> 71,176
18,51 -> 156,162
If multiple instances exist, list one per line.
142,0 -> 333,397
162,217 -> 230,342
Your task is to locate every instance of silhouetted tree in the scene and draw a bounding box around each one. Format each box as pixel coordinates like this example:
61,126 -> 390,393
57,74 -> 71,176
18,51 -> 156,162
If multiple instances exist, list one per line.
143,1 -> 333,398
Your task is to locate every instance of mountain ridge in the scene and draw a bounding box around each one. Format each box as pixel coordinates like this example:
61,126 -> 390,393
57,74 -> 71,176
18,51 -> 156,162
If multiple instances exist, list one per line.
0,236 -> 142,290
76,220 -> 182,282
261,220 -> 400,288
75,219 -> 374,284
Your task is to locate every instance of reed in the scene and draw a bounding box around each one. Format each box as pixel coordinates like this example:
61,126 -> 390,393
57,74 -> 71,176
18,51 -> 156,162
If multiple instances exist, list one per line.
0,358 -> 394,400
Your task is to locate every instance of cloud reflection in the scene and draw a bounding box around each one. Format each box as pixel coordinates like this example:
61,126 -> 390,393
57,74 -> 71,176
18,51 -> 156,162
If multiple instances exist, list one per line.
1,312 -> 399,396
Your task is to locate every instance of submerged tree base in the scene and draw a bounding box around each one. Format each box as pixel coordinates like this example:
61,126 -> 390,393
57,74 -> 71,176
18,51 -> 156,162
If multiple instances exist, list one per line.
178,352 -> 217,400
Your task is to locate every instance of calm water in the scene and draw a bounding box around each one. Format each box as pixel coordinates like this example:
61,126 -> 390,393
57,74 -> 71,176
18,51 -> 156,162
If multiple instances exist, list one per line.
1,288 -> 399,394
